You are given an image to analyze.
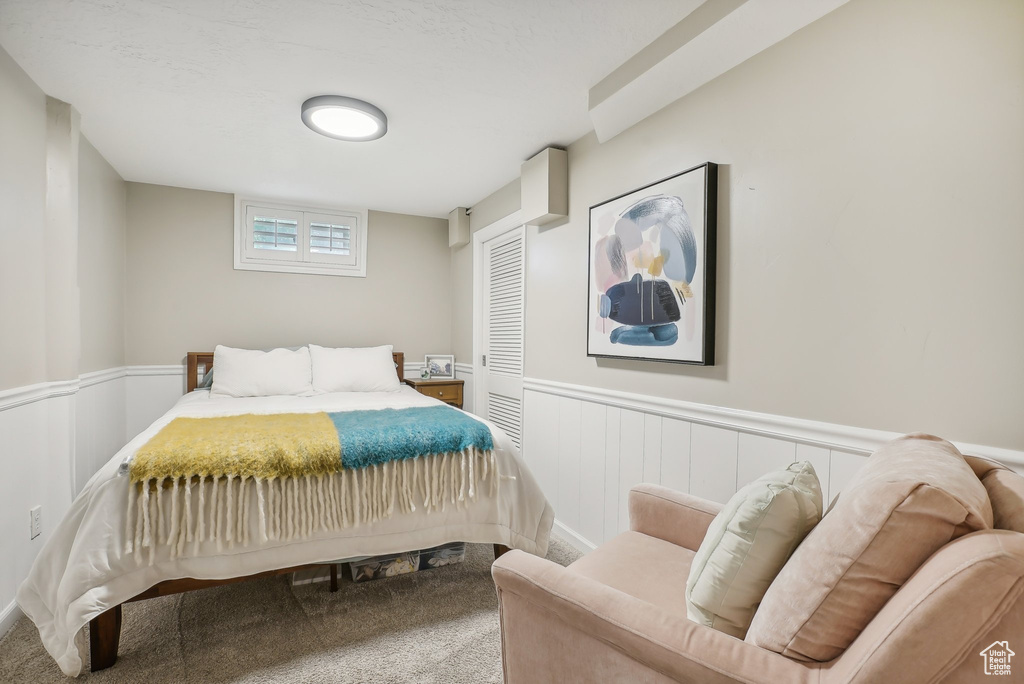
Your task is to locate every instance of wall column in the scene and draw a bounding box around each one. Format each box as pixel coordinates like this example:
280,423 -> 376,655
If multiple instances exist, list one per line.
44,96 -> 81,381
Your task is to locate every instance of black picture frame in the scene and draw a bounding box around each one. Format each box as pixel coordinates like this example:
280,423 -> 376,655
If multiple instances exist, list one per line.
586,162 -> 717,366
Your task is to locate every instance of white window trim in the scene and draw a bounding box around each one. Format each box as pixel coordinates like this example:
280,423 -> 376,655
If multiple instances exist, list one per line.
234,196 -> 368,277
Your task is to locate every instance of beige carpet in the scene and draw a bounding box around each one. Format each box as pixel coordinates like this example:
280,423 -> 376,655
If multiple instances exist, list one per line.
0,539 -> 581,683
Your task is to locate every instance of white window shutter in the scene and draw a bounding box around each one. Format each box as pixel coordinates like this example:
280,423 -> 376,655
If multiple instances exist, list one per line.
236,199 -> 367,277
252,216 -> 298,252
305,212 -> 359,266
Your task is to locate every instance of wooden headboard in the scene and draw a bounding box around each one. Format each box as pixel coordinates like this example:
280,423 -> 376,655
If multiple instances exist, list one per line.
186,350 -> 405,392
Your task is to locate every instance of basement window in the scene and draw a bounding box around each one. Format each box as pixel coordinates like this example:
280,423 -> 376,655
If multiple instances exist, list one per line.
234,198 -> 367,277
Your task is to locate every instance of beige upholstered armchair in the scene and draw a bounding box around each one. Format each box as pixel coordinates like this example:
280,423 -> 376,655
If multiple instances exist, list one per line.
492,455 -> 1024,684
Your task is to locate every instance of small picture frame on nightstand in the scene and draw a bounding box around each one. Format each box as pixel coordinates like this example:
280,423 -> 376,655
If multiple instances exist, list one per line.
424,354 -> 455,379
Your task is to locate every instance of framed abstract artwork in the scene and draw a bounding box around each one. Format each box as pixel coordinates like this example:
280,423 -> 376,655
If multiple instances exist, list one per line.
587,162 -> 717,365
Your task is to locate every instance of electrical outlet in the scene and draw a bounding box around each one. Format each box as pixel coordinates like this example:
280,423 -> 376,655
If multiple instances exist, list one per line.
30,506 -> 41,540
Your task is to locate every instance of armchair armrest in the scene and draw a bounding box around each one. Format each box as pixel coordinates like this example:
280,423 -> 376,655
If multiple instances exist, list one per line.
628,484 -> 723,551
492,550 -> 814,684
825,530 -> 1024,684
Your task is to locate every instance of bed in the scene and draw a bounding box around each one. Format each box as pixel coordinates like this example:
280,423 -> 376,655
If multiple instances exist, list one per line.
16,350 -> 554,677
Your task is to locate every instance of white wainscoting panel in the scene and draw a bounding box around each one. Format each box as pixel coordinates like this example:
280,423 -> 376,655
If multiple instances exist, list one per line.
642,415 -> 663,489
520,390 -> 541,481
522,377 -> 1023,551
556,397 -> 583,533
736,433 -> 797,496
75,370 -> 127,494
828,450 -> 869,504
403,362 -> 425,380
659,418 -> 691,494
578,402 -> 607,547
796,444 -> 832,502
455,363 -> 474,415
603,406 -> 621,543
617,410 -> 645,536
0,389 -> 76,636
522,390 -> 559,509
125,366 -> 185,440
689,424 -> 739,505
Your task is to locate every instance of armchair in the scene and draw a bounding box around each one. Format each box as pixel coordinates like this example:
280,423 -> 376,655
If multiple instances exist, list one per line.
493,475 -> 1024,684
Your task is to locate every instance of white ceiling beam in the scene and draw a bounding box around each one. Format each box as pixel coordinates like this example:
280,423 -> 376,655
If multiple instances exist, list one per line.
588,0 -> 851,143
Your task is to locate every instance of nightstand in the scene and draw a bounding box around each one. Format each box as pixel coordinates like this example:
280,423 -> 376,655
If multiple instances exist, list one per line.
404,378 -> 464,409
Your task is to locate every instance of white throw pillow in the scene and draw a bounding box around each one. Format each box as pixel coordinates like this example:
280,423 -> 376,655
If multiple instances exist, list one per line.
210,345 -> 314,397
309,344 -> 400,392
685,461 -> 823,639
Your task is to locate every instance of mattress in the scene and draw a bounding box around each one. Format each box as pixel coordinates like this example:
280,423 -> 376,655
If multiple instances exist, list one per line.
16,386 -> 554,676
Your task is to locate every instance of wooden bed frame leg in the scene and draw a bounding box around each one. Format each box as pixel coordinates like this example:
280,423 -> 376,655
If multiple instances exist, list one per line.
329,563 -> 339,592
493,544 -> 510,559
89,604 -> 122,672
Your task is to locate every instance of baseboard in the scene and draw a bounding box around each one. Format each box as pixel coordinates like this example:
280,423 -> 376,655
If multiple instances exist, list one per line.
1,600 -> 23,639
552,519 -> 597,555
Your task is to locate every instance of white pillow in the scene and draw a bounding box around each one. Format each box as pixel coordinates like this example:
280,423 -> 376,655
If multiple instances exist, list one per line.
309,344 -> 400,392
685,461 -> 823,639
210,345 -> 314,397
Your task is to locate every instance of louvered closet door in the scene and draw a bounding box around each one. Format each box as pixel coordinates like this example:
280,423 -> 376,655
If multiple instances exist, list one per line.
481,226 -> 525,449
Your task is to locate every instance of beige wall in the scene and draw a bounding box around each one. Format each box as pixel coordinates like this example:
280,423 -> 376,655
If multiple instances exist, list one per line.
78,136 -> 126,373
457,0 -> 1024,450
0,46 -> 48,389
125,183 -> 452,365
42,97 -> 81,382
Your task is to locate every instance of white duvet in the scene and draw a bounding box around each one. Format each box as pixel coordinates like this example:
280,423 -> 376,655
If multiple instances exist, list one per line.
16,387 -> 554,677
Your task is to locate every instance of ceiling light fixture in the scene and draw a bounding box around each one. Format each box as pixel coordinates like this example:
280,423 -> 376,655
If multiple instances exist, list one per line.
301,95 -> 388,142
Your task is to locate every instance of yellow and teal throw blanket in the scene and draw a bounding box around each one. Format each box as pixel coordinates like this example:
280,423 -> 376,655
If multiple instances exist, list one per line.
125,406 -> 497,563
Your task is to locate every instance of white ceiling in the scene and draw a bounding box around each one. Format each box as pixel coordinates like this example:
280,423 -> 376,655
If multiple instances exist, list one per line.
0,0 -> 700,218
